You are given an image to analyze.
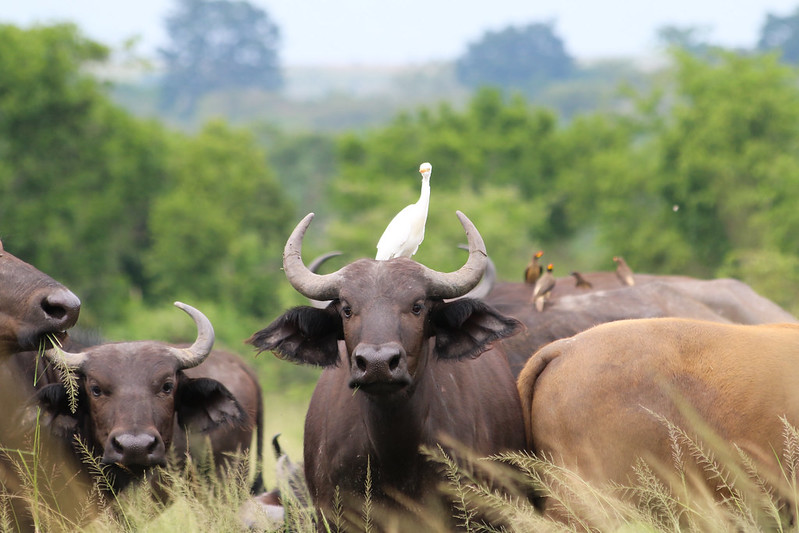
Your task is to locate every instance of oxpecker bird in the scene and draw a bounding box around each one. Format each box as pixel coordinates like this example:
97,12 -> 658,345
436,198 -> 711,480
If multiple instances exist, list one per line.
524,250 -> 544,284
375,162 -> 432,260
570,271 -> 593,289
532,263 -> 555,312
614,256 -> 635,286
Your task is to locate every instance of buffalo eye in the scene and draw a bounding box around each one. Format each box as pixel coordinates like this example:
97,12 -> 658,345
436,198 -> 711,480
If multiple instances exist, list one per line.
411,302 -> 424,316
89,384 -> 102,398
342,305 -> 352,319
161,381 -> 175,395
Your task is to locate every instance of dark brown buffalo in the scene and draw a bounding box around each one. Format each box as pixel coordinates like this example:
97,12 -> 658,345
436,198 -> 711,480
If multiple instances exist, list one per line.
0,238 -> 87,530
0,238 -> 80,357
517,317 -> 799,520
487,270 -> 794,315
248,211 -> 526,531
33,302 -> 260,493
483,276 -> 796,377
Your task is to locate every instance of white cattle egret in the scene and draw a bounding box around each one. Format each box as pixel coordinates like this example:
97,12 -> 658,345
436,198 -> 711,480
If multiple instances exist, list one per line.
375,162 -> 432,260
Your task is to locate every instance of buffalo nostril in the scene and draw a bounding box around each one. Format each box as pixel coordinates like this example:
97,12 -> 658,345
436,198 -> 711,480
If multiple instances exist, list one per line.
41,298 -> 66,320
114,433 -> 157,455
389,354 -> 400,371
355,355 -> 367,372
111,436 -> 124,454
41,289 -> 81,325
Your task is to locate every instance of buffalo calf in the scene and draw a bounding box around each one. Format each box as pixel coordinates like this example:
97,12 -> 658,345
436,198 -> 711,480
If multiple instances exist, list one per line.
35,302 -> 258,493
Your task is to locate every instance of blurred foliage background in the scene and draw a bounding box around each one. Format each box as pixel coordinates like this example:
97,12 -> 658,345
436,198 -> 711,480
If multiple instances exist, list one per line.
4,5 -> 799,409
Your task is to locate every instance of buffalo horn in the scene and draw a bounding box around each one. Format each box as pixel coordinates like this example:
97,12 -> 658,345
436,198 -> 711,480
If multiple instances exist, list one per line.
445,243 -> 496,301
307,251 -> 342,309
421,211 -> 487,299
282,213 -> 344,301
169,301 -> 215,369
43,340 -> 88,371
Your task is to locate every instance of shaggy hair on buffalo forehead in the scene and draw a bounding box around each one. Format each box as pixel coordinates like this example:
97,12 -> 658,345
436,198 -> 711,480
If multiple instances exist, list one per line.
79,343 -> 184,368
338,258 -> 435,297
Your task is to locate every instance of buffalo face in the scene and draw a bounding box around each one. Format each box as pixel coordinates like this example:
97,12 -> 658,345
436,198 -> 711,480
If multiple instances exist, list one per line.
0,239 -> 80,354
338,262 -> 427,393
76,345 -> 178,468
250,286 -> 520,398
248,212 -> 521,398
36,303 -> 244,487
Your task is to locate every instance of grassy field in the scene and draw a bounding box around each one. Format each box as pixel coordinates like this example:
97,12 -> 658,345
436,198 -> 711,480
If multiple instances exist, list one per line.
3,332 -> 798,531
8,309 -> 798,531
258,388 -> 312,489
4,403 -> 799,532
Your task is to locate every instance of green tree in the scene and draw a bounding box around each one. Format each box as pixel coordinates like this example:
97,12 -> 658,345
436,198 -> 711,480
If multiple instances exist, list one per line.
656,25 -> 713,56
758,7 -> 799,64
144,121 -> 294,318
325,88 -> 611,279
253,125 -> 338,218
456,23 -> 575,94
0,23 -> 296,330
581,49 -> 799,313
0,24 -> 171,325
159,0 -> 283,115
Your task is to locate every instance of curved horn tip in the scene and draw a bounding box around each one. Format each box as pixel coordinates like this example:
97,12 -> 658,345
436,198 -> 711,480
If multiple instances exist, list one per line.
44,344 -> 87,370
173,301 -> 214,330
283,212 -> 343,301
174,301 -> 209,320
454,210 -> 487,255
284,213 -> 316,259
172,301 -> 215,368
299,212 -> 315,227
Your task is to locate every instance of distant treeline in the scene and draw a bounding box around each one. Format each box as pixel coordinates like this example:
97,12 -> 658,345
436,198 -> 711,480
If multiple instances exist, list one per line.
3,23 -> 799,368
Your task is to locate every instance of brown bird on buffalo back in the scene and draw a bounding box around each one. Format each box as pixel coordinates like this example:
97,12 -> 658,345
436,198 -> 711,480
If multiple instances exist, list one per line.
570,271 -> 593,289
532,263 -> 555,312
613,256 -> 635,286
524,250 -> 544,284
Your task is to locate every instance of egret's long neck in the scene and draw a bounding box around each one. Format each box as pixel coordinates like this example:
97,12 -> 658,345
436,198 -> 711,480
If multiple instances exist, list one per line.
417,174 -> 431,213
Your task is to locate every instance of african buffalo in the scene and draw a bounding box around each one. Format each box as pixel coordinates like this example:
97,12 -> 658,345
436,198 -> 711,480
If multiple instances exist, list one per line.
517,317 -> 799,521
0,238 -> 80,357
0,238 -> 88,530
484,277 -> 796,377
33,302 -> 260,494
248,211 -> 526,531
487,270 -> 795,315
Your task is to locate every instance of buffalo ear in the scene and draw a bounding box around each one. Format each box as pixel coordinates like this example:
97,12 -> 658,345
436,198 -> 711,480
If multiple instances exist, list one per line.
246,305 -> 341,367
34,383 -> 81,439
176,377 -> 245,433
431,299 -> 522,360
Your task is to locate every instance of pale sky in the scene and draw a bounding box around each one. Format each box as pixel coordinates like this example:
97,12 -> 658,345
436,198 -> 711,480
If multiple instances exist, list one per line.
3,0 -> 798,65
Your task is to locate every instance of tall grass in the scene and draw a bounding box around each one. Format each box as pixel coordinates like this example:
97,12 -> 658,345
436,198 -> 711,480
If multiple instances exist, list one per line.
4,415 -> 799,531
427,416 -> 799,533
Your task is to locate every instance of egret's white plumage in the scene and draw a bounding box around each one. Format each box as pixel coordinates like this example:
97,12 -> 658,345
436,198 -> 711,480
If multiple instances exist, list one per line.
375,162 -> 432,260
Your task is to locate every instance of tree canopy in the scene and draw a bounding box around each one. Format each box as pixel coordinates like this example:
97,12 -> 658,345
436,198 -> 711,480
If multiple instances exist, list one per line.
145,120 -> 293,318
322,50 -> 799,315
455,23 -> 575,94
6,21 -> 799,349
758,7 -> 799,64
0,24 -> 294,332
159,0 -> 283,114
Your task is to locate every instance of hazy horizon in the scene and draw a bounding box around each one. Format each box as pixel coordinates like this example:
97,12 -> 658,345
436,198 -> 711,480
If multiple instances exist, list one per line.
4,0 -> 799,66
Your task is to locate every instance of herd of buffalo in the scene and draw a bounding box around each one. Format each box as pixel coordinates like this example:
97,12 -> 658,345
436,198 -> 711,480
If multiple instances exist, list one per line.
3,210 -> 799,531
